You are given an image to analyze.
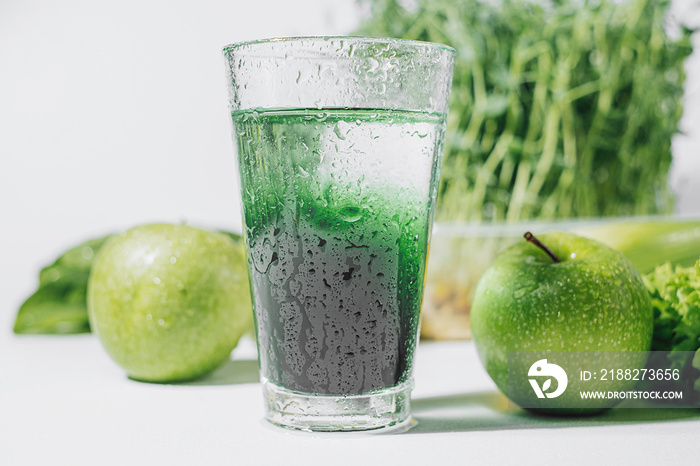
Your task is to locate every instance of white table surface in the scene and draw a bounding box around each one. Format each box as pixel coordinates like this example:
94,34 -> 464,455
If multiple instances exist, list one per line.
2,333 -> 698,466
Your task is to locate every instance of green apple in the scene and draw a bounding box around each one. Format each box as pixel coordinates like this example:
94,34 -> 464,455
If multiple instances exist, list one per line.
87,224 -> 253,383
470,231 -> 653,414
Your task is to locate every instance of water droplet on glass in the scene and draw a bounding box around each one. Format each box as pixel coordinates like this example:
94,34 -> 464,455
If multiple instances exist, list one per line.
338,205 -> 363,223
333,121 -> 351,140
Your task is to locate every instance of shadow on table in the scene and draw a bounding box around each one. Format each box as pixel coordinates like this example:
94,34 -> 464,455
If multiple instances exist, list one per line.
408,391 -> 700,433
178,359 -> 260,386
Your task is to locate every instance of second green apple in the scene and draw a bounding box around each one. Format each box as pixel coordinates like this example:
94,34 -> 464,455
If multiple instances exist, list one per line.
470,231 -> 653,414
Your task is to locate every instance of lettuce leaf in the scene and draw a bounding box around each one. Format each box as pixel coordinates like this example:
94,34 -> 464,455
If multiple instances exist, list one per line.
644,259 -> 700,404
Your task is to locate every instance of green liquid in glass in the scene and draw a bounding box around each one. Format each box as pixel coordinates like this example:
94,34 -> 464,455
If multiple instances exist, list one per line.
233,108 -> 445,395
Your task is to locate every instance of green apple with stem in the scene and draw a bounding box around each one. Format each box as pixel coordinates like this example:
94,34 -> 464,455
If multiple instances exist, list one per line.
88,224 -> 253,383
470,231 -> 653,414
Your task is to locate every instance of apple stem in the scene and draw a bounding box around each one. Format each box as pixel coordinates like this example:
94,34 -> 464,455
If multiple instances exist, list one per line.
524,232 -> 561,263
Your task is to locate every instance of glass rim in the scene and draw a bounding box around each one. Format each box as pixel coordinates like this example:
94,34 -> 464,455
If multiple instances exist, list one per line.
222,35 -> 456,55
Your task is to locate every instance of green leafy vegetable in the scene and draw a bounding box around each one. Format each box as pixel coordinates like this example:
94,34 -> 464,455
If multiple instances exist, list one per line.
357,0 -> 694,222
14,273 -> 93,334
14,235 -> 114,334
38,235 -> 114,287
644,260 -> 700,352
643,259 -> 700,404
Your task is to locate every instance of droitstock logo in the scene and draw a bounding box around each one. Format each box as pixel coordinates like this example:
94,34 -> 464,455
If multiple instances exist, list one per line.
528,359 -> 568,399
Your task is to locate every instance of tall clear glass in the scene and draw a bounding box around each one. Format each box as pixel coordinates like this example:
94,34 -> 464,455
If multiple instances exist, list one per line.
223,37 -> 455,431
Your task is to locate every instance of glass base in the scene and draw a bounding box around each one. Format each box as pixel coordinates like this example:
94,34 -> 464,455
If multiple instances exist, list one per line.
262,378 -> 413,432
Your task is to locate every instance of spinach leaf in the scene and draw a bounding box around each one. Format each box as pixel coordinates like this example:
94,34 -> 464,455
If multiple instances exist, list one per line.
14,234 -> 114,334
14,272 -> 92,334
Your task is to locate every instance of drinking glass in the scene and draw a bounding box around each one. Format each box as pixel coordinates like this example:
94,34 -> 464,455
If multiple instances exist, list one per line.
223,36 -> 455,431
